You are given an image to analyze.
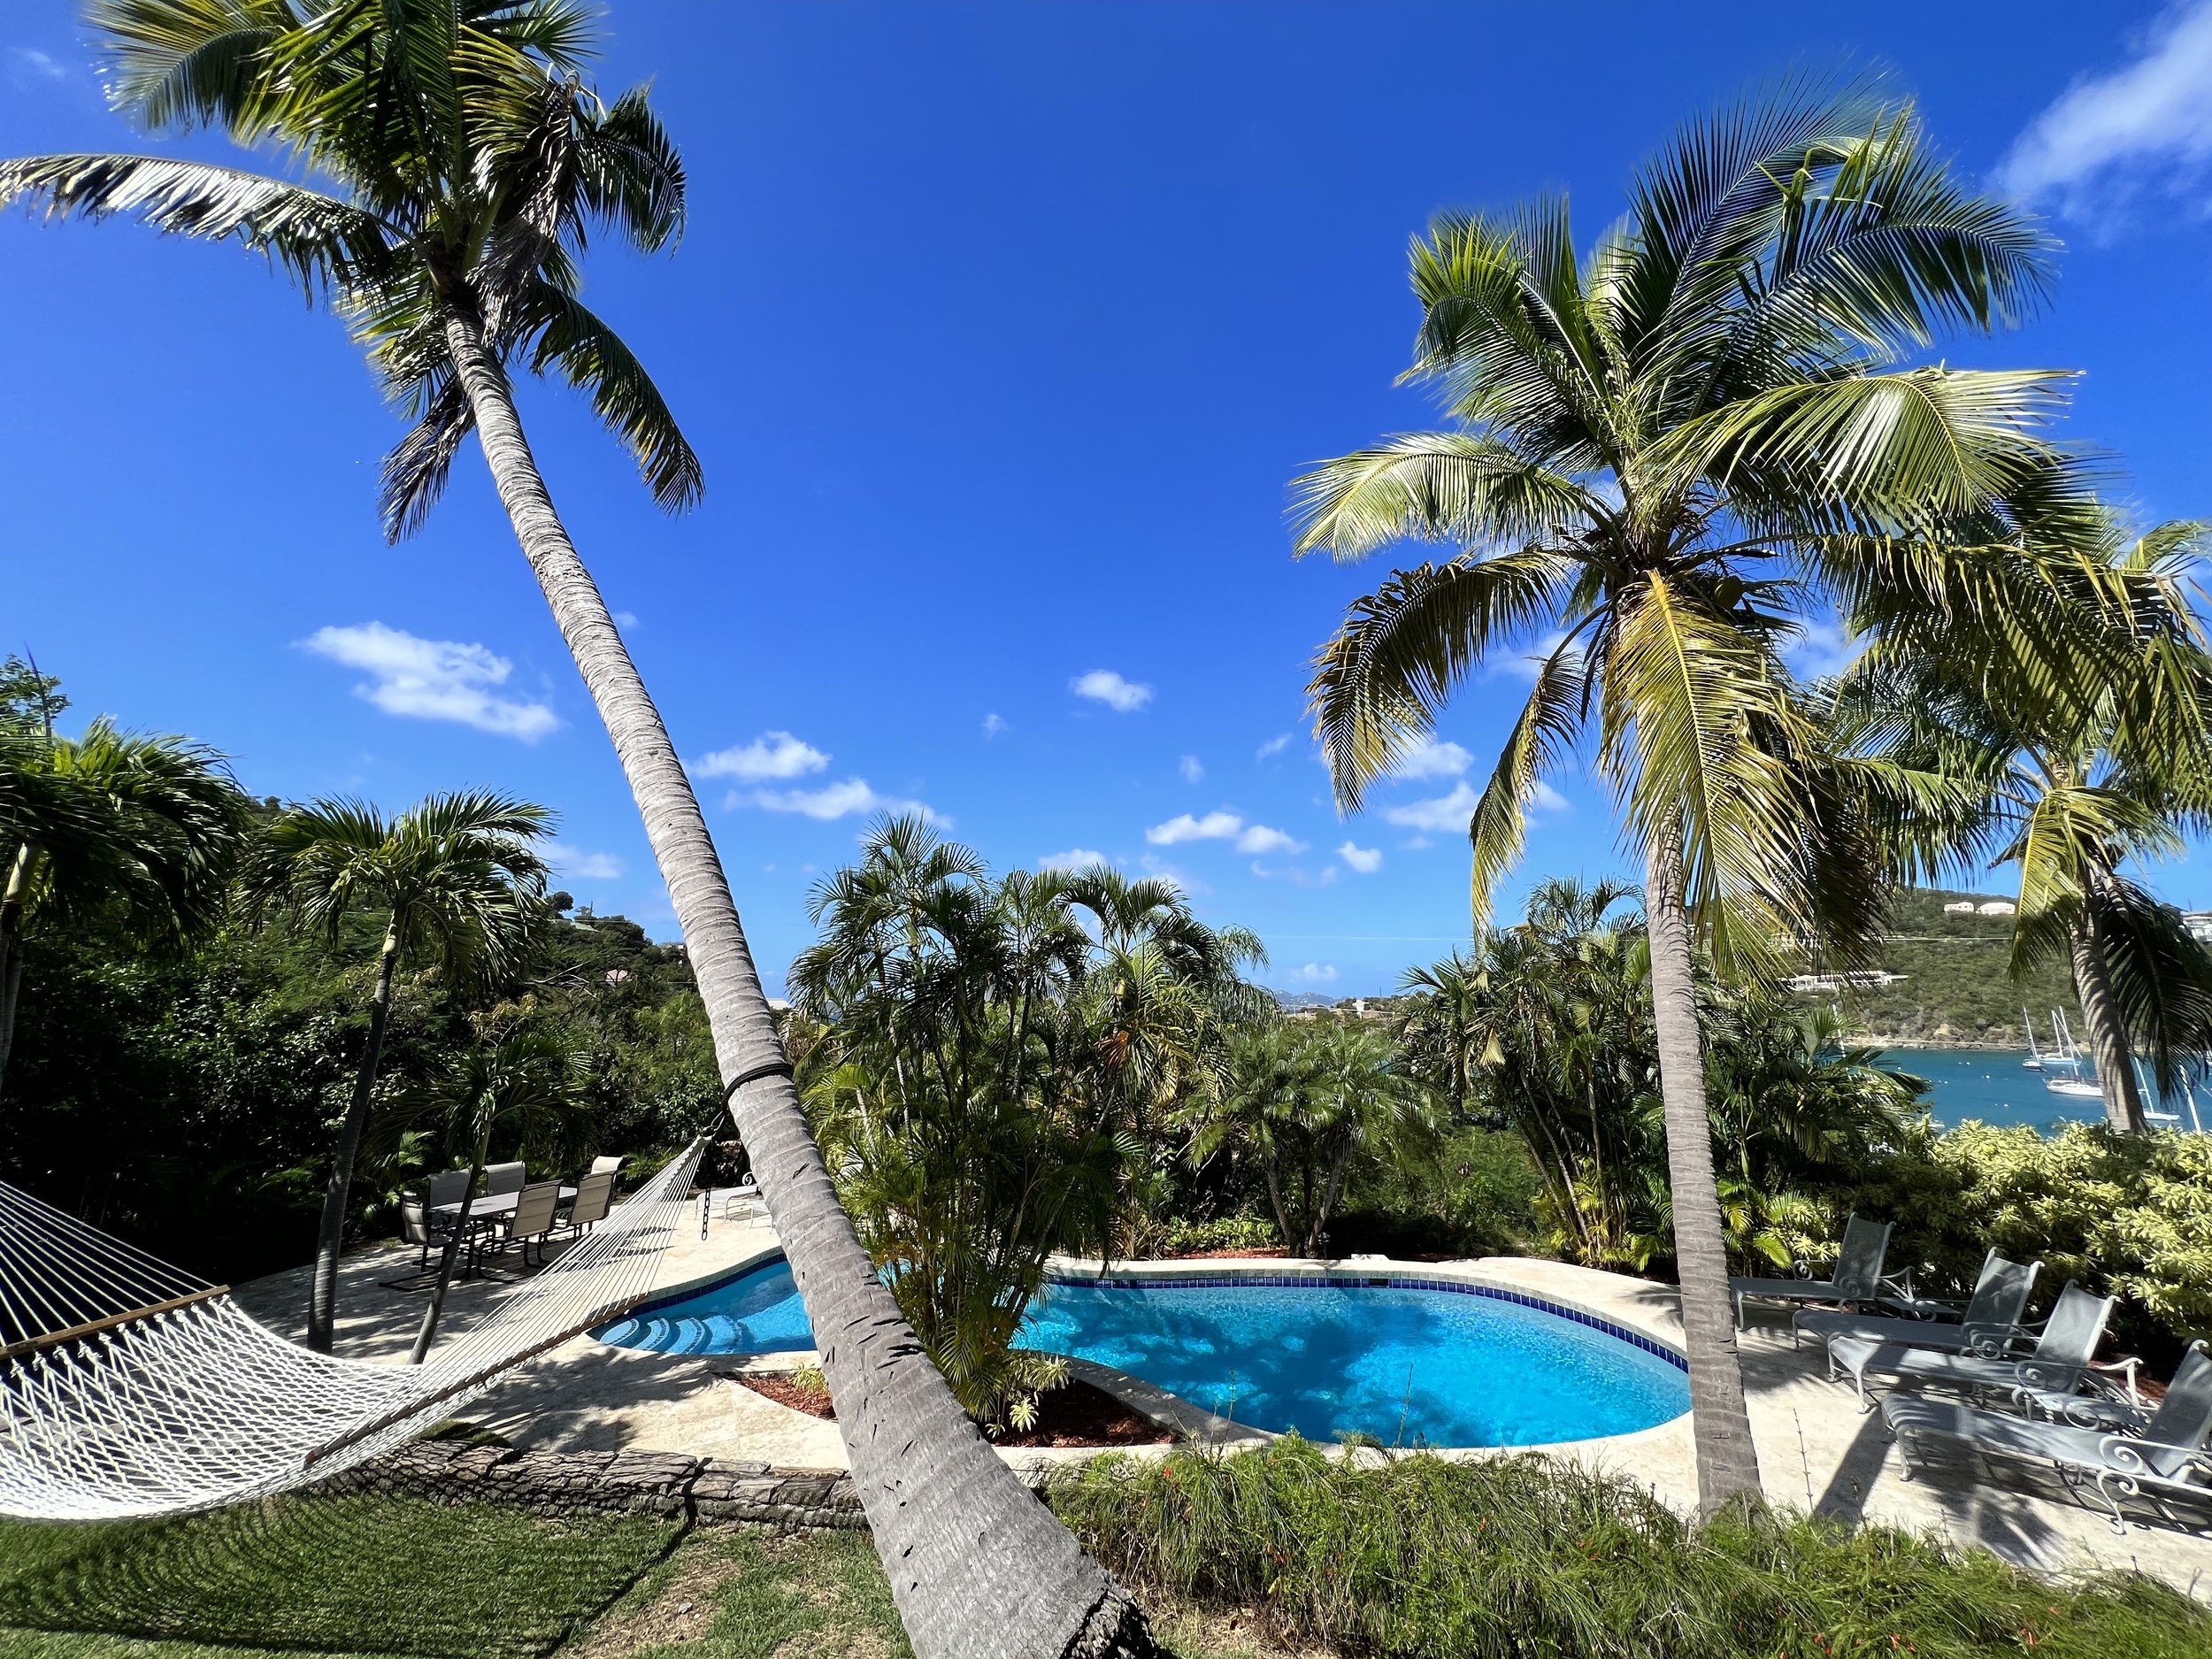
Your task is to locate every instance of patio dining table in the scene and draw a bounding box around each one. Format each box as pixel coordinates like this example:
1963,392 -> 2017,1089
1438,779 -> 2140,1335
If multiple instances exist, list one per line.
429,1185 -> 578,1278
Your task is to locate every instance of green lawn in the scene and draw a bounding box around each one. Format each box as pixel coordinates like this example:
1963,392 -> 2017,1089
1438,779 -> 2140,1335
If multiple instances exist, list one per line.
0,1497 -> 1263,1659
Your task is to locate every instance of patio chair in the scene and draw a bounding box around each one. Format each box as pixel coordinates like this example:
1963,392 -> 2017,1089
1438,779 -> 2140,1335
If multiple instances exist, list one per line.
1884,1341 -> 2212,1534
497,1181 -> 565,1271
1793,1250 -> 2039,1353
1730,1215 -> 1893,1330
588,1155 -> 624,1177
559,1171 -> 616,1238
483,1161 -> 526,1197
1826,1280 -> 2116,1412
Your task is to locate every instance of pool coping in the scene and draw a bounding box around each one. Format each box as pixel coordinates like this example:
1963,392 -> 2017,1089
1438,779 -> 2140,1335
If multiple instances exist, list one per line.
599,1247 -> 1692,1460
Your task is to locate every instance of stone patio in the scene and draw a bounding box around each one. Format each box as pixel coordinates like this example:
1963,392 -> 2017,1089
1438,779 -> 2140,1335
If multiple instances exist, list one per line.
233,1225 -> 2212,1601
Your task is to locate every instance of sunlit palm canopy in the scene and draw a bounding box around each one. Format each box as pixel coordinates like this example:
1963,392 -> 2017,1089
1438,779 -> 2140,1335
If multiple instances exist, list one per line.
0,0 -> 698,539
1832,513 -> 2212,1089
1294,77 -> 2127,975
241,788 -> 553,994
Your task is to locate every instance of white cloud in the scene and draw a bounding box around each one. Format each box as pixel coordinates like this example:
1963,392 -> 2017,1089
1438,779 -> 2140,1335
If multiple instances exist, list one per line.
733,779 -> 945,824
613,611 -> 641,629
301,622 -> 557,741
1290,962 -> 1338,984
1253,861 -> 1336,887
1038,848 -> 1110,872
1235,823 -> 1307,856
1179,754 -> 1204,783
1338,841 -> 1383,874
12,48 -> 65,81
1255,733 -> 1293,760
982,712 -> 1009,737
1384,779 -> 1567,833
1388,735 -> 1471,780
1147,810 -> 1243,845
2001,2 -> 2212,219
1071,669 -> 1153,712
547,843 -> 625,881
695,731 -> 829,782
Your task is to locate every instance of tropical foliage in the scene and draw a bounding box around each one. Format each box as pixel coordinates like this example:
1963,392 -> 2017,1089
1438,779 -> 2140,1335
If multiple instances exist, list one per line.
1051,1440 -> 2209,1659
1395,880 -> 1921,1274
0,656 -> 253,1093
1191,1018 -> 1433,1256
789,817 -> 1264,1429
1832,512 -> 2212,1131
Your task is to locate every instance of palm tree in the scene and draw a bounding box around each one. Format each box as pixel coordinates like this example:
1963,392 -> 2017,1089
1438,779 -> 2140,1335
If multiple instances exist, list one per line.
0,683 -> 250,1093
3,11 -> 1161,1649
1290,80 -> 2089,1515
390,1028 -> 592,1363
1839,515 -> 2212,1133
1194,1019 -> 1428,1256
242,791 -> 552,1352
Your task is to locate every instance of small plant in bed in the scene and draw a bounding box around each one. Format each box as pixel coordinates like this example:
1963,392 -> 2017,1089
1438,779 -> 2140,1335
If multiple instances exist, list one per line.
733,1365 -> 1171,1447
1047,1440 -> 2211,1659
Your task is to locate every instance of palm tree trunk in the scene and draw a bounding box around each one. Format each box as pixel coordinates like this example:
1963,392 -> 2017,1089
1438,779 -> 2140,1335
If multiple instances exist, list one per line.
411,1148 -> 487,1364
0,841 -> 31,1095
442,305 -> 1157,1659
2069,908 -> 2148,1135
309,924 -> 400,1353
1641,830 -> 1763,1518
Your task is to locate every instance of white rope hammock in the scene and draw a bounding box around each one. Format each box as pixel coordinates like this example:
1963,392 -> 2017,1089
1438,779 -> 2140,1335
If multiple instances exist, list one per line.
0,1139 -> 706,1522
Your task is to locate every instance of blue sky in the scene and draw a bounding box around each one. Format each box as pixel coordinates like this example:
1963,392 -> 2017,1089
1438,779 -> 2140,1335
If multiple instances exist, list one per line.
7,2 -> 2212,995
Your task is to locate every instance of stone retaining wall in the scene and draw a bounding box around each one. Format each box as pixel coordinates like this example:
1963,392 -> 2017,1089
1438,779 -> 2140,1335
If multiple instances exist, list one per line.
325,1440 -> 865,1531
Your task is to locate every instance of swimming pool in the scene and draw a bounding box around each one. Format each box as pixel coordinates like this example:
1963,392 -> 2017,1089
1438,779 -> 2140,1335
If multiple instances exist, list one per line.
595,1257 -> 1689,1448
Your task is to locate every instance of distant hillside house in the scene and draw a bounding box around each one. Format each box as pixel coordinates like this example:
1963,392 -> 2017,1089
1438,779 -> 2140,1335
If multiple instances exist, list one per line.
1976,900 -> 2017,917
2185,911 -> 2212,945
1787,970 -> 1908,993
1942,901 -> 1977,915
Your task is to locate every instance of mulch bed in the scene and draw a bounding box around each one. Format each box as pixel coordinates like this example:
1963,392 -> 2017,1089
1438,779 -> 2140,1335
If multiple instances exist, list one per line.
727,1372 -> 1170,1446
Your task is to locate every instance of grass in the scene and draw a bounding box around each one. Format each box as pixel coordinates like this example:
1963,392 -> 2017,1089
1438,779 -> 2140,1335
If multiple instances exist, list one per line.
0,1497 -> 681,1659
1048,1440 -> 2212,1659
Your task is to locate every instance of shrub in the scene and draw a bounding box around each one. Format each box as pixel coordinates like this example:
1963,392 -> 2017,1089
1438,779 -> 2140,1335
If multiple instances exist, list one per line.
1844,1120 -> 2212,1362
1148,1212 -> 1282,1256
1048,1440 -> 2207,1659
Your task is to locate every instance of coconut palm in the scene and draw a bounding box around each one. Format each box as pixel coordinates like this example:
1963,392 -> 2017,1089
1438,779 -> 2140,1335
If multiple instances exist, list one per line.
1837,515 -> 2212,1133
242,791 -> 552,1352
0,677 -> 250,1093
1291,80 -> 2093,1513
3,10 -> 1160,1649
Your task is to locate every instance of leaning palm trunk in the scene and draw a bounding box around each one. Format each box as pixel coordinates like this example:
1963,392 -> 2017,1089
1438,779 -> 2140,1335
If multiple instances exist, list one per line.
1642,833 -> 1763,1516
0,842 -> 30,1094
442,308 -> 1156,1659
309,926 -> 400,1353
2069,902 -> 2150,1136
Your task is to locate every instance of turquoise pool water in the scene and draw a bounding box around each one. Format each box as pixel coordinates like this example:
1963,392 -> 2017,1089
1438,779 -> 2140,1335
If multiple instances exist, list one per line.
595,1259 -> 1690,1448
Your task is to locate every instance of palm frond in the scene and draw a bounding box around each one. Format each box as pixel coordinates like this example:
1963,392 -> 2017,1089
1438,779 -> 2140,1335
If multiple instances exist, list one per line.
513,283 -> 703,511
1467,636 -> 1590,930
1307,550 -> 1573,809
1288,433 -> 1596,561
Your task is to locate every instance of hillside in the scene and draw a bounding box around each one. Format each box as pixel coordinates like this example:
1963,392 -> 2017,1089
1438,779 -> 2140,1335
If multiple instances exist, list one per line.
1831,888 -> 2078,1048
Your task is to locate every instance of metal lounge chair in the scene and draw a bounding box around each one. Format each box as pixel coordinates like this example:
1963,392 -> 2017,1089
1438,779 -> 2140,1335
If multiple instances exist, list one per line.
559,1171 -> 616,1239
1826,1280 -> 2115,1412
497,1181 -> 565,1271
588,1155 -> 624,1177
1884,1341 -> 2212,1533
1730,1215 -> 1893,1330
482,1161 -> 526,1197
1793,1250 -> 2039,1353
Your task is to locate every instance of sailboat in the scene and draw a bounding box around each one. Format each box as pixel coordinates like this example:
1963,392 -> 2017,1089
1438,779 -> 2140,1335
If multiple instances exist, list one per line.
2022,1008 -> 2044,1071
2046,1010 -> 2102,1098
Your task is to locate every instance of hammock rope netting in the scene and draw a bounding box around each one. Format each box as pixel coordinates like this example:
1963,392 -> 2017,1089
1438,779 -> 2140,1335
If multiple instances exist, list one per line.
0,1139 -> 705,1522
